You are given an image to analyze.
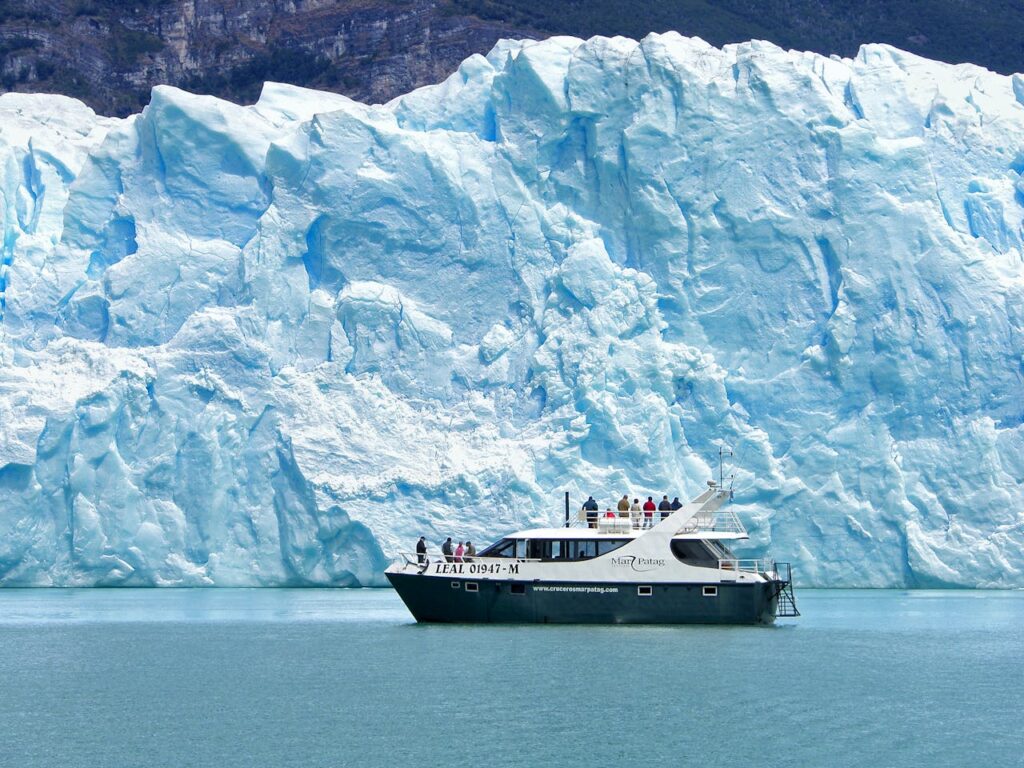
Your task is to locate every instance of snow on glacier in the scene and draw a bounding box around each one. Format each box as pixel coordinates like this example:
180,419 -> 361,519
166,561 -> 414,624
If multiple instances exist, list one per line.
1,35 -> 1023,587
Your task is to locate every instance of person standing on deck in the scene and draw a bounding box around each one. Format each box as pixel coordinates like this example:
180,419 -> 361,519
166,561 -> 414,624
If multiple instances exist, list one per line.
617,495 -> 630,517
416,536 -> 427,564
658,495 -> 672,521
630,498 -> 642,529
442,537 -> 454,562
454,541 -> 465,563
464,541 -> 476,561
670,497 -> 682,511
642,497 -> 656,528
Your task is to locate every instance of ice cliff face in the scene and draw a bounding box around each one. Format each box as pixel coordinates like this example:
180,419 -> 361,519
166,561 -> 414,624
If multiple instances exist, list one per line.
1,35 -> 1022,587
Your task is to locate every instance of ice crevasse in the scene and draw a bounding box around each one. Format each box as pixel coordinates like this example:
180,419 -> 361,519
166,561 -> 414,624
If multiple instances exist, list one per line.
0,34 -> 1022,587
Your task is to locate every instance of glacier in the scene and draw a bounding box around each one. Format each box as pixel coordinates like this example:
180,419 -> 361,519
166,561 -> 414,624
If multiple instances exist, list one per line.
1,34 -> 1023,587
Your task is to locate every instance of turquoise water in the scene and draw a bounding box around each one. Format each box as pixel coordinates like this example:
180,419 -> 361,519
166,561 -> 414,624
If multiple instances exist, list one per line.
0,589 -> 1021,767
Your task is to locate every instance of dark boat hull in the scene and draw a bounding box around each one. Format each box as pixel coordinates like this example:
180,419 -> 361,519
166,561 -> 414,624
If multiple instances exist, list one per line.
386,572 -> 781,625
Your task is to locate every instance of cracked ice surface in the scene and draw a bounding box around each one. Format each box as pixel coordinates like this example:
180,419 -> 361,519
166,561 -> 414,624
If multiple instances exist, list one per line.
1,36 -> 1023,586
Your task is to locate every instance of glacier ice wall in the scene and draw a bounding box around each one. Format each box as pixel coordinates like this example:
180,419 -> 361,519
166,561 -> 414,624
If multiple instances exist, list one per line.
1,35 -> 1023,587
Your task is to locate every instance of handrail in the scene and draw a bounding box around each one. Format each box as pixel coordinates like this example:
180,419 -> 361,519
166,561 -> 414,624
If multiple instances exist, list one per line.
718,558 -> 775,575
570,509 -> 746,534
717,558 -> 792,580
680,508 -> 746,535
570,512 -> 656,531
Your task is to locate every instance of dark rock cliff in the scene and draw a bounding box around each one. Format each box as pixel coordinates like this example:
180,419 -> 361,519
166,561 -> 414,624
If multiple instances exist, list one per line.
2,0 -> 1023,116
0,0 -> 529,115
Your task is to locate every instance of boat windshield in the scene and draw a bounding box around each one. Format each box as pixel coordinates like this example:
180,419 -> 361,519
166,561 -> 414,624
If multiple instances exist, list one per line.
478,539 -> 515,558
671,539 -> 728,565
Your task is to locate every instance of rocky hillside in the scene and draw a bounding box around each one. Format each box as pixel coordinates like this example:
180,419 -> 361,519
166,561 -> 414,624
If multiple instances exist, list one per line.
2,0 -> 1024,116
0,0 -> 524,116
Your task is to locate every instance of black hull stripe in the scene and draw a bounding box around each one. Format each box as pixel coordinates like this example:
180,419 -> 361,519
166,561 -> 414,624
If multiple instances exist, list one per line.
387,573 -> 780,625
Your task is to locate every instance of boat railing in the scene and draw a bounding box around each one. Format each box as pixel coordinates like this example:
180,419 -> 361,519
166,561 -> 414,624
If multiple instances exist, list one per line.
718,558 -> 778,577
569,512 -> 652,532
581,516 -> 638,533
570,508 -> 747,535
680,508 -> 747,535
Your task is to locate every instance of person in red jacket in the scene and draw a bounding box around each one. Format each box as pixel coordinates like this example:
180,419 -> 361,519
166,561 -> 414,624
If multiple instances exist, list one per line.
642,496 -> 656,528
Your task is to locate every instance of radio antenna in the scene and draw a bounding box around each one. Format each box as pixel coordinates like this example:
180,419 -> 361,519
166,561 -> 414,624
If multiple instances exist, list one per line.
719,445 -> 733,489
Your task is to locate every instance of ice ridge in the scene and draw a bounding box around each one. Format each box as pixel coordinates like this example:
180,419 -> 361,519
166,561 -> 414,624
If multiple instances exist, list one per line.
0,36 -> 1022,587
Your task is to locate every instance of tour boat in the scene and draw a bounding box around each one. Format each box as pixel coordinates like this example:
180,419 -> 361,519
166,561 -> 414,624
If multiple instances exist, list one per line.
385,477 -> 799,625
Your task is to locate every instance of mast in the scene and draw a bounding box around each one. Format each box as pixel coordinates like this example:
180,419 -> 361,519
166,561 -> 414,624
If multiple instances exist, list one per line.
719,445 -> 733,489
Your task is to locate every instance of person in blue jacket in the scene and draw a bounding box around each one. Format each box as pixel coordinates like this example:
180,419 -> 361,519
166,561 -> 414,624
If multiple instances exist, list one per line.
658,495 -> 672,520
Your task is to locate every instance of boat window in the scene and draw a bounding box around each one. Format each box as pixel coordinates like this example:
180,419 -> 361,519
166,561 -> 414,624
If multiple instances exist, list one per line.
572,540 -> 597,559
553,541 -> 580,560
707,541 -> 734,559
527,539 -> 549,560
596,539 -> 628,556
638,585 -> 653,597
483,538 -> 630,562
511,583 -> 526,595
703,586 -> 718,597
670,539 -> 720,565
478,539 -> 515,558
465,582 -> 479,593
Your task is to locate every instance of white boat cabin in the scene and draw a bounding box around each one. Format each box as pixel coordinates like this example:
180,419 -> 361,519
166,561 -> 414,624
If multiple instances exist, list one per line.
475,505 -> 748,565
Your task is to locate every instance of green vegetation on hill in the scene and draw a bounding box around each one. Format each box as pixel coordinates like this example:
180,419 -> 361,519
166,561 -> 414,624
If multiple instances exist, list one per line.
184,49 -> 337,106
106,23 -> 164,67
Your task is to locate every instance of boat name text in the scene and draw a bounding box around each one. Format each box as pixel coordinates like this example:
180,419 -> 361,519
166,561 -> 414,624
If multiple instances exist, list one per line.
610,555 -> 666,572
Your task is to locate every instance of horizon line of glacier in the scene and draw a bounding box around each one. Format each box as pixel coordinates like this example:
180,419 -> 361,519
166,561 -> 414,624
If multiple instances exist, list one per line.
0,32 -> 1022,588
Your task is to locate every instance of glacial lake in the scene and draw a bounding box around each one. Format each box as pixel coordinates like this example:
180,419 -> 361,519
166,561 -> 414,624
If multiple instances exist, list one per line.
0,589 -> 1021,767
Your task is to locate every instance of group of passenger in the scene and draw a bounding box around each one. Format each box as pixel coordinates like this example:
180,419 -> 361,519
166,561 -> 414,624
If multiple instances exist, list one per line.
412,490 -> 684,565
416,535 -> 476,564
580,494 -> 683,529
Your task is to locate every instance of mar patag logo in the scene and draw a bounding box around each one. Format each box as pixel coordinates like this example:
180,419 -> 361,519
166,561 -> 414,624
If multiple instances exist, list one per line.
610,555 -> 666,572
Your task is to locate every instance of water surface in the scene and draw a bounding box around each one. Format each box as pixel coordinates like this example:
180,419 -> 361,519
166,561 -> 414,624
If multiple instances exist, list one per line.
0,589 -> 1020,767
